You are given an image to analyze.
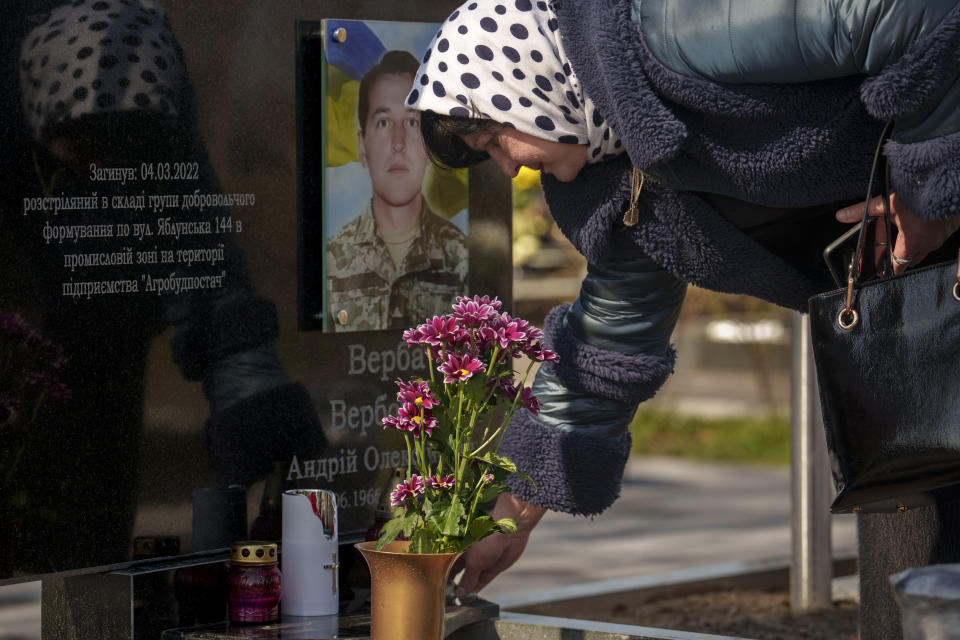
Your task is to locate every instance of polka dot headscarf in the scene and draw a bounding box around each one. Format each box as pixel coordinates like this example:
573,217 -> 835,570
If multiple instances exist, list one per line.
406,0 -> 623,163
19,0 -> 185,141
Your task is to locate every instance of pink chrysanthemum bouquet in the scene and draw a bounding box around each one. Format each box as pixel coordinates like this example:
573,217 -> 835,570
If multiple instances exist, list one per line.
376,296 -> 557,554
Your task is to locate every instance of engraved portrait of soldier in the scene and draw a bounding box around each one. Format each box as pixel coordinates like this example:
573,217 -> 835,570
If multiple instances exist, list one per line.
326,48 -> 468,332
299,21 -> 469,333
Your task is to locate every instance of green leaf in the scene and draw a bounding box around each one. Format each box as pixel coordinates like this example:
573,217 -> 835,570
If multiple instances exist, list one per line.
470,452 -> 537,490
422,495 -> 436,518
463,376 -> 488,404
426,496 -> 449,532
409,528 -> 434,554
441,496 -> 466,536
466,515 -> 497,544
472,451 -> 518,473
376,512 -> 414,550
494,517 -> 518,534
479,482 -> 506,504
10,490 -> 29,509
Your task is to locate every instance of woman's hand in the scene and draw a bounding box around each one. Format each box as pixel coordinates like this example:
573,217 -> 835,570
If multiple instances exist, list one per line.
836,193 -> 960,275
451,492 -> 546,599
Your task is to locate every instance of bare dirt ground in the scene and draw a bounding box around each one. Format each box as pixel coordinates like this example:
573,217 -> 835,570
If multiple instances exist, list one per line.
596,588 -> 858,640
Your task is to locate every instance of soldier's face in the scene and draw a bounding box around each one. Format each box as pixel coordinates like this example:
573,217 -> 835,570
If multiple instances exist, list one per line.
358,73 -> 428,210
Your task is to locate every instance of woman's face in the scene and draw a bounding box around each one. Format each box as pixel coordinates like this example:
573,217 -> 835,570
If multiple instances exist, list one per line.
460,126 -> 587,182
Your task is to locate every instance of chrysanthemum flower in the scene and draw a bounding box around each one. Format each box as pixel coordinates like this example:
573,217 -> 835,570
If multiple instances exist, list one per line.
516,386 -> 543,415
408,474 -> 425,495
397,402 -> 436,437
452,296 -> 499,327
390,483 -> 412,506
425,475 -> 455,490
439,353 -> 486,384
418,315 -> 459,347
402,327 -> 423,346
396,379 -> 439,409
477,326 -> 498,349
456,295 -> 502,313
534,347 -> 559,362
496,320 -> 527,349
390,474 -> 426,506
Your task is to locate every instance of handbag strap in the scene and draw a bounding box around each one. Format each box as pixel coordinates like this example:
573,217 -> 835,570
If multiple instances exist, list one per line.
838,120 -> 960,327
955,249 -> 960,302
839,120 -> 895,329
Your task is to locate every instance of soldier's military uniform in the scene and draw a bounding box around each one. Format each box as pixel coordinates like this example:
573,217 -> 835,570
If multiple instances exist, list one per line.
326,201 -> 468,332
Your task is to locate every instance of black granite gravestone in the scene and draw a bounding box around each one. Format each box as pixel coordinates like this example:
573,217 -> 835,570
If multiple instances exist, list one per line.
0,2 -> 510,636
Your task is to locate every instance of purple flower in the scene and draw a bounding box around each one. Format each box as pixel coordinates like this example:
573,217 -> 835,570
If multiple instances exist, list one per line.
389,474 -> 426,506
516,386 -> 542,415
0,393 -> 19,424
396,379 -> 439,409
397,402 -> 436,437
498,381 -> 542,415
477,326 -> 498,349
481,473 -> 494,483
0,312 -> 29,337
418,316 -> 459,347
402,327 -> 423,346
408,474 -> 425,495
425,475 -> 455,490
534,347 -> 559,362
439,353 -> 485,384
457,295 -> 502,313
452,296 -> 499,327
390,483 -> 412,507
496,320 -> 527,349
382,384 -> 439,437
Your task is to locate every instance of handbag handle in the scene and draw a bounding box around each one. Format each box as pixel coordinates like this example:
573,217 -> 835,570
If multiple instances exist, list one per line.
955,250 -> 960,302
838,120 -> 960,328
838,121 -> 895,330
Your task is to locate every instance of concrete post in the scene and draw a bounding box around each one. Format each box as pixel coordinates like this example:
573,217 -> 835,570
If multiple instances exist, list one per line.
789,311 -> 833,611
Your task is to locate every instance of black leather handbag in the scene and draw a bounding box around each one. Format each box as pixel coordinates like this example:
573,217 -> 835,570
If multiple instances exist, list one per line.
808,122 -> 960,514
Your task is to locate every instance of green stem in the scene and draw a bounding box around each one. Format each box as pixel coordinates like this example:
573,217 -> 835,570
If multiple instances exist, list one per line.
464,463 -> 490,531
3,441 -> 26,486
469,425 -> 504,457
426,346 -> 435,384
493,361 -> 536,453
482,345 -> 501,383
416,433 -> 428,479
453,385 -> 464,485
420,422 -> 432,478
458,403 -> 482,480
404,434 -> 413,478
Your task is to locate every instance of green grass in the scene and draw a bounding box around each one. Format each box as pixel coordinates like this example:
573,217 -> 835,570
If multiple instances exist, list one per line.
628,409 -> 791,466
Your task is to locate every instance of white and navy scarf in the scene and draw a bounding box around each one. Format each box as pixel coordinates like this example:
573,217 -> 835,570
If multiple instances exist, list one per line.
19,0 -> 184,141
406,0 -> 624,163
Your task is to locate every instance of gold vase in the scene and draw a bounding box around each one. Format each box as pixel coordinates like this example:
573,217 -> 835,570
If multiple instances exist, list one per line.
355,540 -> 462,640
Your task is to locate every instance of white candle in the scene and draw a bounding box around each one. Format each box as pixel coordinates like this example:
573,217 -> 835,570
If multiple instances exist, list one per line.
281,489 -> 339,616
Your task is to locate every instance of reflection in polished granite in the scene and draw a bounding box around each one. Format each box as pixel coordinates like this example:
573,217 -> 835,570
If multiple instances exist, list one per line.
160,599 -> 499,639
0,0 -> 507,585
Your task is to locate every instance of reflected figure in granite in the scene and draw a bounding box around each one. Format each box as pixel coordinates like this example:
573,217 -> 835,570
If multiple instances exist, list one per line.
0,0 -> 324,576
325,50 -> 468,333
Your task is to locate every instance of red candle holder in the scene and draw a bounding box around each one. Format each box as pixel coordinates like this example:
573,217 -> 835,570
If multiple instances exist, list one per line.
228,541 -> 281,625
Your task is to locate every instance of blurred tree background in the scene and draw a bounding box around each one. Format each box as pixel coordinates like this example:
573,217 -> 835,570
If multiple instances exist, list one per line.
509,169 -> 792,467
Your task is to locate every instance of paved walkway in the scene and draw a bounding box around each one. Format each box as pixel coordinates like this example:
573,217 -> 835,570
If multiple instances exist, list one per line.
0,456 -> 856,638
0,581 -> 40,640
482,456 -> 856,602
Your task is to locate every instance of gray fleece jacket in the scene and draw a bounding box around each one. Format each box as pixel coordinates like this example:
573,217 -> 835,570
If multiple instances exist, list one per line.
500,0 -> 960,516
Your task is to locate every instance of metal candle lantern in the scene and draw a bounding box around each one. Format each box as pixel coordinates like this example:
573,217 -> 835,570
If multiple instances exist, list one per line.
228,541 -> 282,624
